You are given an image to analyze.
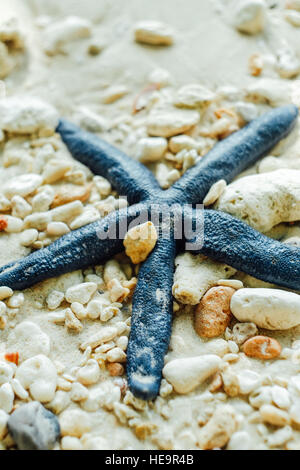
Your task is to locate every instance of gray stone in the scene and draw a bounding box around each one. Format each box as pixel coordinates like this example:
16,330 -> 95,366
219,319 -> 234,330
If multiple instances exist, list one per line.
8,401 -> 60,450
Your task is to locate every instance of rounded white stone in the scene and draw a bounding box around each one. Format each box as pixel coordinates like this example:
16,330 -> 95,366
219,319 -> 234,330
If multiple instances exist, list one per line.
162,355 -> 221,394
15,354 -> 57,402
20,229 -> 39,247
231,288 -> 300,330
76,359 -> 100,386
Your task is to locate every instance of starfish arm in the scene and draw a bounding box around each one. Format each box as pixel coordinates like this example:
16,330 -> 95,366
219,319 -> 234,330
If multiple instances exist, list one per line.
184,209 -> 300,291
165,105 -> 298,205
0,204 -> 144,290
57,119 -> 162,204
126,236 -> 176,400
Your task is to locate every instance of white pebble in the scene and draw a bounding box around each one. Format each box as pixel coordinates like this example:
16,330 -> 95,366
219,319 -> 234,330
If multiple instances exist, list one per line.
100,305 -> 118,322
136,137 -> 167,163
3,216 -> 24,233
0,383 -> 14,413
50,200 -> 83,223
80,326 -> 118,350
15,354 -> 57,402
237,369 -> 261,394
59,409 -> 91,437
162,355 -> 221,394
271,385 -> 290,410
71,302 -> 87,320
147,109 -> 200,138
20,229 -> 39,247
46,222 -> 70,237
11,196 -> 32,219
65,282 -> 97,304
7,293 -> 24,308
116,336 -> 128,351
233,0 -> 266,35
0,286 -> 13,300
46,290 -> 65,310
76,359 -> 100,385
106,347 -> 126,363
43,160 -> 72,184
231,288 -> 300,330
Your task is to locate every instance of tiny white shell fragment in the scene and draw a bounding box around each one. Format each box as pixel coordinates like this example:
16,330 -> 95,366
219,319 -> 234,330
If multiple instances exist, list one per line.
134,21 -> 174,46
233,0 -> 266,35
203,179 -> 227,206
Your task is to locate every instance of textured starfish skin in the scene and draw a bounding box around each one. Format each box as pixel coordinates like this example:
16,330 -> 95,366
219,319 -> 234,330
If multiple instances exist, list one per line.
0,105 -> 299,400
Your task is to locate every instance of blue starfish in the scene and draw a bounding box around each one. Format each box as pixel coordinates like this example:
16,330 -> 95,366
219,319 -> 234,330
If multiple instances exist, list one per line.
0,105 -> 299,400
